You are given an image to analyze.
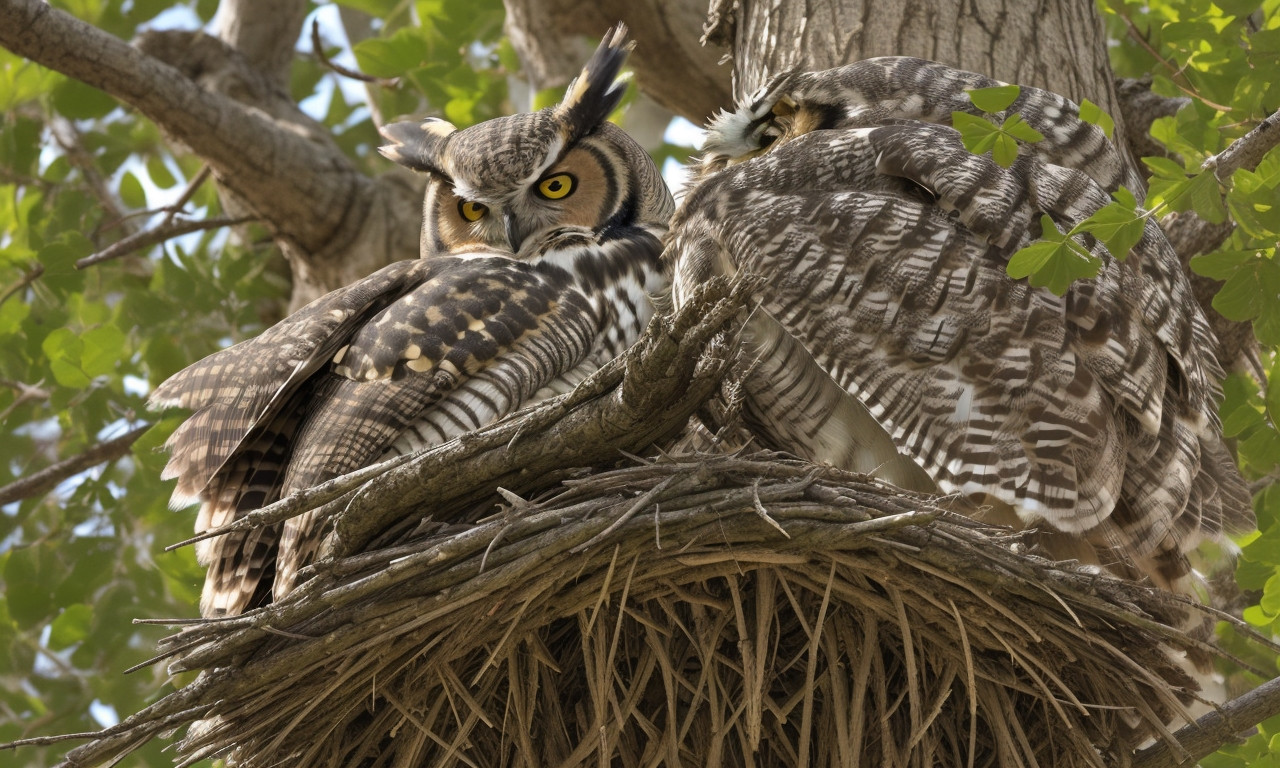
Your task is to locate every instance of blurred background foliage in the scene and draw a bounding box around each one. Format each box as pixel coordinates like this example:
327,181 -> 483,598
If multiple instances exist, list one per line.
0,0 -> 1278,766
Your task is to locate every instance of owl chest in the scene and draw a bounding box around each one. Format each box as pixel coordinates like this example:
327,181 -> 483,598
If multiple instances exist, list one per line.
384,245 -> 665,459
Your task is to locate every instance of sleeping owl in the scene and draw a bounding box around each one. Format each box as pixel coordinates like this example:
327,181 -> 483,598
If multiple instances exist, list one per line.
151,26 -> 673,616
669,57 -> 1252,594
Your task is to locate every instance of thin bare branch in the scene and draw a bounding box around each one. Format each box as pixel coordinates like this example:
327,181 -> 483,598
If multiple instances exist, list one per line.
0,424 -> 151,506
1113,10 -> 1233,112
49,118 -> 138,240
75,215 -> 255,270
0,263 -> 43,308
309,18 -> 398,87
0,375 -> 49,425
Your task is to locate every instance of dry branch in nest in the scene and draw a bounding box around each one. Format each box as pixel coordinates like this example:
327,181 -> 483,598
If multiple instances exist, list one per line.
15,277 -> 1272,768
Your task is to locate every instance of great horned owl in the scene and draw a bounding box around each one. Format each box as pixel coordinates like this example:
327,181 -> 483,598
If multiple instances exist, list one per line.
151,26 -> 673,617
669,57 -> 1252,594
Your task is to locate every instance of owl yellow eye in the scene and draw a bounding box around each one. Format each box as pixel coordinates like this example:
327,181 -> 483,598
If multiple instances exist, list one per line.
536,173 -> 576,200
458,200 -> 488,222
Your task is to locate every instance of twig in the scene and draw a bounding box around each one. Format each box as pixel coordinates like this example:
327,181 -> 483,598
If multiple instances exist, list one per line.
75,214 -> 255,269
169,165 -> 212,212
49,118 -> 140,240
1113,9 -> 1233,113
1204,105 -> 1280,181
99,166 -> 214,234
0,264 -> 44,308
0,424 -> 151,506
309,18 -> 398,87
0,377 -> 50,425
1132,674 -> 1280,768
162,452 -> 415,551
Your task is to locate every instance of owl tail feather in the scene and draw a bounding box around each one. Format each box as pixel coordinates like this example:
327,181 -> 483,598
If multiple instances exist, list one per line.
555,23 -> 633,144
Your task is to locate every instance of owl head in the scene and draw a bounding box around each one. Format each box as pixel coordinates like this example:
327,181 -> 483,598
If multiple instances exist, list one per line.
379,24 -> 673,258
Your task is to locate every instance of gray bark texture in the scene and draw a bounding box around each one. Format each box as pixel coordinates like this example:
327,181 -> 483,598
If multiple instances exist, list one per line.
0,0 -> 422,310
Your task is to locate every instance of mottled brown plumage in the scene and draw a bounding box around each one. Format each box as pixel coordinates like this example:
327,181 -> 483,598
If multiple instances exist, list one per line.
152,26 -> 673,616
671,57 -> 1252,594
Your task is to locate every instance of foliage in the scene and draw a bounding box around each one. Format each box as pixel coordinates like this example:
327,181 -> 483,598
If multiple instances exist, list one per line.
0,0 -> 507,765
0,0 -> 1278,766
1100,1 -> 1280,764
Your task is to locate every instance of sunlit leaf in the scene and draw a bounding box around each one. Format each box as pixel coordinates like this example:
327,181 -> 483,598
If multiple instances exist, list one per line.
966,84 -> 1021,112
1078,98 -> 1115,138
1000,113 -> 1044,143
1070,189 -> 1145,260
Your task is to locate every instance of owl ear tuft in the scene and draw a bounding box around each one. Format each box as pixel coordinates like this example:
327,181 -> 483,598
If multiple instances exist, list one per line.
379,118 -> 458,175
554,23 -> 633,144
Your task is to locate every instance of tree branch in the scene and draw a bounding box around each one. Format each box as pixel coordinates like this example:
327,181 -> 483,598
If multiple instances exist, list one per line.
310,18 -> 395,87
1205,105 -> 1280,182
0,0 -> 419,296
0,424 -> 151,506
213,0 -> 309,90
74,215 -> 256,269
1132,674 -> 1280,768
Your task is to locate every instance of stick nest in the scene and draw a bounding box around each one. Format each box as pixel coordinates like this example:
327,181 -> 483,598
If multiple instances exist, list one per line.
70,454 -> 1222,768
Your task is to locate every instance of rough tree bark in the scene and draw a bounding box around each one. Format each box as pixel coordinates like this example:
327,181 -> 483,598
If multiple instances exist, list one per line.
0,0 -> 422,310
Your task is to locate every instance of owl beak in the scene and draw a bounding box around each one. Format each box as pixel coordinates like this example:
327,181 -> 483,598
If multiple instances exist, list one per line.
504,212 -> 528,253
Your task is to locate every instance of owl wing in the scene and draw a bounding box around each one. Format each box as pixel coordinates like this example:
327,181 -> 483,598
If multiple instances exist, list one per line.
152,254 -> 606,616
150,259 -> 429,502
672,119 -> 1251,590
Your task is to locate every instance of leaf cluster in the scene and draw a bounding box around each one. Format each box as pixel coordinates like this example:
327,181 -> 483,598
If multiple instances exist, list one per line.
0,1 -> 506,765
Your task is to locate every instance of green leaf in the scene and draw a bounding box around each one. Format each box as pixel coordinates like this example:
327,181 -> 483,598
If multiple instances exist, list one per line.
1142,156 -> 1188,182
1213,265 -> 1266,322
145,155 -> 176,189
990,133 -> 1020,168
1078,98 -> 1115,138
2,545 -> 57,628
1070,191 -> 1145,260
353,28 -> 431,78
41,327 -> 92,388
119,170 -> 146,209
80,324 -> 125,377
1190,248 -> 1253,280
1205,251 -> 1280,336
1214,0 -> 1262,16
1006,216 -> 1101,294
966,84 -> 1021,112
333,0 -> 402,15
48,603 -> 93,650
1186,168 -> 1228,223
1000,113 -> 1044,143
51,77 -> 117,120
1244,604 -> 1273,627
952,111 -> 1001,152
1227,168 -> 1280,238
1266,359 -> 1280,429
1242,427 -> 1280,471
1006,240 -> 1060,277
0,297 -> 30,336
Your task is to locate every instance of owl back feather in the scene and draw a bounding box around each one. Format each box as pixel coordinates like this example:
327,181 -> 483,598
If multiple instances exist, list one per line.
674,60 -> 1252,594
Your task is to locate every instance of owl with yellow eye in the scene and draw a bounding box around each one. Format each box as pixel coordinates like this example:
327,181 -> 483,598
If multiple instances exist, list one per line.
149,25 -> 673,617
